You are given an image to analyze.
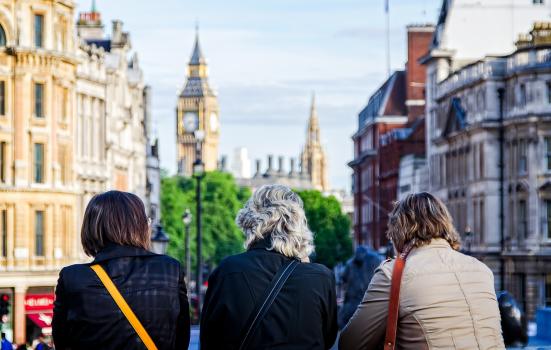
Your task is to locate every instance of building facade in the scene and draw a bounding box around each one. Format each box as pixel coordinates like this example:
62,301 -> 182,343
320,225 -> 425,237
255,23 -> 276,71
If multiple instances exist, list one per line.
0,0 -> 79,343
426,23 -> 551,320
0,2 -> 154,343
349,25 -> 432,249
176,31 -> 220,177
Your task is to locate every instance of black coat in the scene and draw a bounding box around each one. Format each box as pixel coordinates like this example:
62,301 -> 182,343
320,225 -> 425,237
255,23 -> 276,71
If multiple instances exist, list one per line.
200,240 -> 338,350
52,244 -> 190,350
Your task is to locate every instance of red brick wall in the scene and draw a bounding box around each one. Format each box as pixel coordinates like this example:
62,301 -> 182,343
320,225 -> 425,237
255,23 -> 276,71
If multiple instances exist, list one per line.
406,25 -> 434,121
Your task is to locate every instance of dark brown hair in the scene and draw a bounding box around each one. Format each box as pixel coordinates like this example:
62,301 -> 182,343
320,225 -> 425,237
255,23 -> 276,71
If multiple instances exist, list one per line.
386,192 -> 461,253
81,190 -> 151,256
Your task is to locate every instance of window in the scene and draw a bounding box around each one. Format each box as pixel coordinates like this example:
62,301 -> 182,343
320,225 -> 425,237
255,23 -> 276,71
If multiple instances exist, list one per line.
0,81 -> 5,115
533,0 -> 544,4
479,144 -> 485,179
479,199 -> 485,244
34,83 -> 44,118
546,138 -> 551,171
547,200 -> 551,240
518,140 -> 527,174
0,24 -> 5,46
34,211 -> 44,256
33,143 -> 44,183
34,14 -> 44,48
519,84 -> 526,107
0,141 -> 5,182
547,82 -> 551,104
546,274 -> 551,307
1,209 -> 6,258
518,199 -> 528,239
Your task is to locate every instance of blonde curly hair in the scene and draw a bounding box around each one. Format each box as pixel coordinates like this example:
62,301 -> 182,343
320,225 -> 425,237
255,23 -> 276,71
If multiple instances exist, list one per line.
236,184 -> 314,260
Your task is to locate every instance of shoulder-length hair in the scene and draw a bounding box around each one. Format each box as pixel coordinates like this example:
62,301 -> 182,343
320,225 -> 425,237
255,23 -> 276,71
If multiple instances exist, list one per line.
81,190 -> 151,256
386,192 -> 460,253
236,184 -> 314,260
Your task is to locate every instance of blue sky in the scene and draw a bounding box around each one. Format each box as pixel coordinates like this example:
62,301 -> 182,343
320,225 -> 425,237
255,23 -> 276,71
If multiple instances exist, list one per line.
79,0 -> 442,191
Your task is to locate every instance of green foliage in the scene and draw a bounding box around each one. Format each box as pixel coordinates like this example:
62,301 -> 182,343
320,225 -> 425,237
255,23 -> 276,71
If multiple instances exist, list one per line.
160,171 -> 251,267
297,190 -> 353,268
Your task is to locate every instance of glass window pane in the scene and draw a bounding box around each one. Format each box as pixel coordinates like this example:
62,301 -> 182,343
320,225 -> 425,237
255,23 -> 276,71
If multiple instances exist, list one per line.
1,209 -> 6,257
0,25 -> 5,46
0,141 -> 5,183
34,143 -> 44,183
0,81 -> 5,115
34,14 -> 43,48
34,83 -> 44,118
35,211 -> 44,256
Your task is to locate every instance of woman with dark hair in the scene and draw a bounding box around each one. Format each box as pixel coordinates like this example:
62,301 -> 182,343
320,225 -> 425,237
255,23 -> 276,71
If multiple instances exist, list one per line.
52,191 -> 190,350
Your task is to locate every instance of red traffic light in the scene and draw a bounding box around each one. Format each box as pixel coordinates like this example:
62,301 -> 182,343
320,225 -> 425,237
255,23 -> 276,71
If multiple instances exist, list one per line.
1,294 -> 9,302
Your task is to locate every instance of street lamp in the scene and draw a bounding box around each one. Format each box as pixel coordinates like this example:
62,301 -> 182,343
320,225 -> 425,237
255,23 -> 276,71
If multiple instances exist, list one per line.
151,224 -> 169,255
182,208 -> 192,287
182,111 -> 205,320
192,129 -> 205,320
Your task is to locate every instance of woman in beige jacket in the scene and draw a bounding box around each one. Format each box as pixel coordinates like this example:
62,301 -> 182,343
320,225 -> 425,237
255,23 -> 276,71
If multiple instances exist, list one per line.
339,192 -> 505,350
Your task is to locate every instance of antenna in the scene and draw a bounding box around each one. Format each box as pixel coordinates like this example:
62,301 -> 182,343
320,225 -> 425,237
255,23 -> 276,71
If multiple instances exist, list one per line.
385,0 -> 391,78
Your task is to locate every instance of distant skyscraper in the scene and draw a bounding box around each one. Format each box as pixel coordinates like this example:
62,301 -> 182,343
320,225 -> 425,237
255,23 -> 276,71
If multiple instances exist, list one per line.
176,29 -> 220,176
231,147 -> 252,179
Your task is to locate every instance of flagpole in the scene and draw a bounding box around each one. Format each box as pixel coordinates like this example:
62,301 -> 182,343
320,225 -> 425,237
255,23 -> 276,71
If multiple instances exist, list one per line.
385,0 -> 391,78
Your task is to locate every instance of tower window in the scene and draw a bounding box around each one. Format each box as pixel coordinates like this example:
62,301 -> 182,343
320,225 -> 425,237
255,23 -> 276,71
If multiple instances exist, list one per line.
1,209 -> 6,258
34,14 -> 44,48
0,141 -> 6,183
533,0 -> 544,4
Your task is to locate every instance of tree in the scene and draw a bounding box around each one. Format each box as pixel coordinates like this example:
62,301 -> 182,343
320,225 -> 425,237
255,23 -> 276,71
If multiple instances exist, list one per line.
160,171 -> 251,268
297,190 -> 353,268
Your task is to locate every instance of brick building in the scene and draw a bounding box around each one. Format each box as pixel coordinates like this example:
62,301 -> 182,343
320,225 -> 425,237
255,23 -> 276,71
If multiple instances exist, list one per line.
349,25 -> 434,248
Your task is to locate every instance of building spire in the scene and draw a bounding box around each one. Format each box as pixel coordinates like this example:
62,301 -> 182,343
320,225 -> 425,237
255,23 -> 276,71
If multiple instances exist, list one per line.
91,0 -> 97,13
308,92 -> 320,144
190,23 -> 206,66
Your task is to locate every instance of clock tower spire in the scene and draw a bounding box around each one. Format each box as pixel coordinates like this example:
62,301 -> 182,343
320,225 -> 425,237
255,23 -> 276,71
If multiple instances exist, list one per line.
176,27 -> 220,176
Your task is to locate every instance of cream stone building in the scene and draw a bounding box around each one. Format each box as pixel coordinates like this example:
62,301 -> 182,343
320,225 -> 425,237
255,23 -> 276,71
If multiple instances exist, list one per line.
0,1 -> 153,343
0,0 -> 79,343
176,30 -> 220,176
301,94 -> 328,191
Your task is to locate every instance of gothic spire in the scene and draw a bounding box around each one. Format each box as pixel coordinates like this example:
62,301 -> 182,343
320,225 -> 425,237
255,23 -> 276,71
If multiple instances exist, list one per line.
91,0 -> 97,13
190,25 -> 207,66
307,92 -> 320,144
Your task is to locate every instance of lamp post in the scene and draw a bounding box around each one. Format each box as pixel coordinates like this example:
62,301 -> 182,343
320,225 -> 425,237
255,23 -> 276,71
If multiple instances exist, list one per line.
182,208 -> 192,288
464,226 -> 473,255
192,130 -> 205,320
151,224 -> 169,255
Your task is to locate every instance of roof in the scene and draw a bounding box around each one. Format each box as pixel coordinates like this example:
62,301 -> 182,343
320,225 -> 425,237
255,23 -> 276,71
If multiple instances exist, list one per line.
358,71 -> 407,128
431,0 -> 450,49
190,33 -> 206,65
180,76 -> 214,97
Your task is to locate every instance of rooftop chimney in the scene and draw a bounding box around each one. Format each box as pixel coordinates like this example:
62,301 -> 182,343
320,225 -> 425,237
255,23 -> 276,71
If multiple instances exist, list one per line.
278,156 -> 285,175
265,155 -> 276,177
254,159 -> 261,178
406,24 -> 434,122
289,158 -> 297,177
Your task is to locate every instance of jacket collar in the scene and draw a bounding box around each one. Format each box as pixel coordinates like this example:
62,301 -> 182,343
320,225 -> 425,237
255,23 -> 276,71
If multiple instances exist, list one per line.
91,243 -> 157,264
248,237 -> 273,251
407,238 -> 451,258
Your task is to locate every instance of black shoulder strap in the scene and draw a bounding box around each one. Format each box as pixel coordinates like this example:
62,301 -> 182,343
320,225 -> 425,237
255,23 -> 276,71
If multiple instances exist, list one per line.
238,259 -> 299,350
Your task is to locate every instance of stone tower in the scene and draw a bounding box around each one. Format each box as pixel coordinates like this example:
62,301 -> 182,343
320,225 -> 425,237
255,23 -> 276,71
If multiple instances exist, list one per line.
300,94 -> 328,191
176,29 -> 220,176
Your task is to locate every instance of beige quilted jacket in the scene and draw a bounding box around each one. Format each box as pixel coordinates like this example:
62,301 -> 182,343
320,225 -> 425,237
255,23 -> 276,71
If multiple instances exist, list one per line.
339,239 -> 505,350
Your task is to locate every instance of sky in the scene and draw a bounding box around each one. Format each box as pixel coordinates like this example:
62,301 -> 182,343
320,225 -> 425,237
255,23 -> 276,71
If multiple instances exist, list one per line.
78,0 -> 442,191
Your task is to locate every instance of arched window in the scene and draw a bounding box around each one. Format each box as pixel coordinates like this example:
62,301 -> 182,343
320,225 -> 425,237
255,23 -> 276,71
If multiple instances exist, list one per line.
0,24 -> 5,46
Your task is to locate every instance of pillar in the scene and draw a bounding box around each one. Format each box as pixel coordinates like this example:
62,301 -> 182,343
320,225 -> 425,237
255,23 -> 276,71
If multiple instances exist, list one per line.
14,285 -> 26,345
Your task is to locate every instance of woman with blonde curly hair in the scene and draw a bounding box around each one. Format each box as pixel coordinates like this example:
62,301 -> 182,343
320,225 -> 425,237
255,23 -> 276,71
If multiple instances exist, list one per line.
200,184 -> 338,349
340,192 -> 505,350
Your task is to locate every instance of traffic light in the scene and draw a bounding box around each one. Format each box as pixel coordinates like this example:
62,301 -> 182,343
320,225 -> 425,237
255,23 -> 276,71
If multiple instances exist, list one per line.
0,294 -> 10,318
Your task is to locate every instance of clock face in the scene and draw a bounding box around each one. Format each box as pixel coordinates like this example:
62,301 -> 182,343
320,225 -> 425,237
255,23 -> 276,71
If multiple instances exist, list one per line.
209,112 -> 218,133
183,112 -> 198,132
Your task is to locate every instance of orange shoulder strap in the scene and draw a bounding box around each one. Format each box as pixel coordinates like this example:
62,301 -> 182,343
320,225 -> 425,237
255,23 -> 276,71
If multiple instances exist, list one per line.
91,264 -> 158,350
384,246 -> 413,350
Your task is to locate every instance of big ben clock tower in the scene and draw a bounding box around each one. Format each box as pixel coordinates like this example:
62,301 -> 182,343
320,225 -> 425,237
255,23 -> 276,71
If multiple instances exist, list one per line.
176,29 -> 220,176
